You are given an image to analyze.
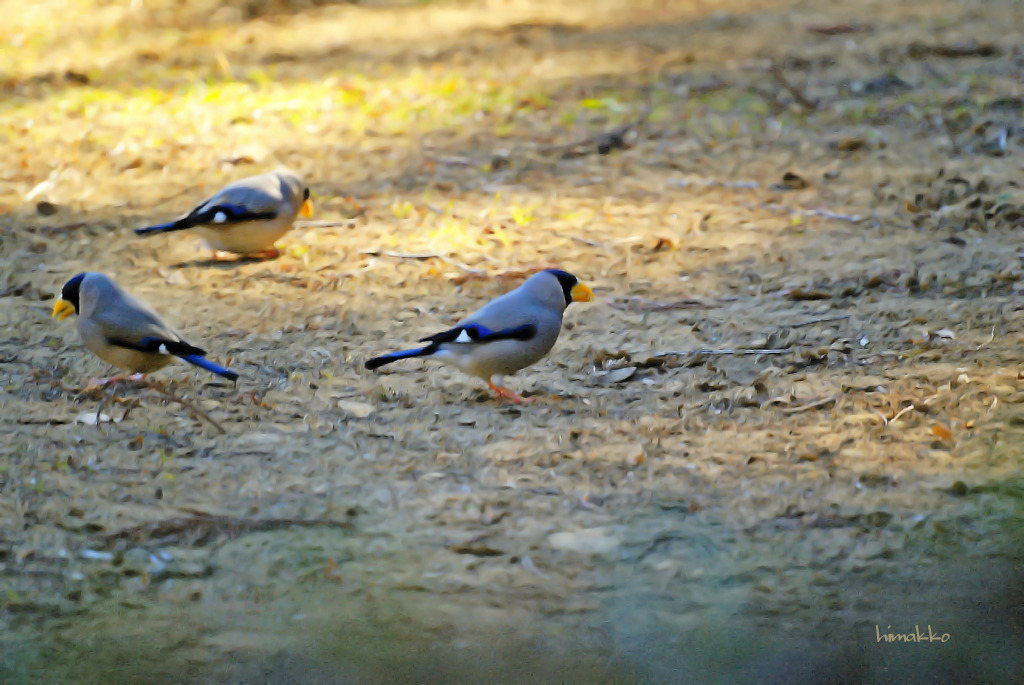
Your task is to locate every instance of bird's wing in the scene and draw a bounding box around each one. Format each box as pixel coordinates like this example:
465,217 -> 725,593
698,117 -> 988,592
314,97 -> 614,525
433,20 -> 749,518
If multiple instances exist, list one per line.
419,322 -> 538,345
87,282 -> 196,353
181,174 -> 287,225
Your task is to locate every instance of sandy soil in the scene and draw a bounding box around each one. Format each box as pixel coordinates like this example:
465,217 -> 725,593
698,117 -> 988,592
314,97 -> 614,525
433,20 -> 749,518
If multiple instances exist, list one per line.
2,0 -> 1024,681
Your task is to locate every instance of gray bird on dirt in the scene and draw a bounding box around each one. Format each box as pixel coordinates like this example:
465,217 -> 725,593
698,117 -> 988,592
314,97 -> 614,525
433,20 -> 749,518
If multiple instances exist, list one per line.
134,169 -> 313,260
52,272 -> 239,386
365,269 -> 594,403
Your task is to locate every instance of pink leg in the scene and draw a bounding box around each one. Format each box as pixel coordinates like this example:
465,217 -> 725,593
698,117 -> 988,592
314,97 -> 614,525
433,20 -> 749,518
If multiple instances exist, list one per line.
87,373 -> 146,389
488,380 -> 538,404
249,248 -> 281,260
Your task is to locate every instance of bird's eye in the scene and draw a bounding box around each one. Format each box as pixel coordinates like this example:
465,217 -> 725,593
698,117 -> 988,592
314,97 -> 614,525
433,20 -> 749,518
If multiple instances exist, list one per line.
303,188 -> 310,200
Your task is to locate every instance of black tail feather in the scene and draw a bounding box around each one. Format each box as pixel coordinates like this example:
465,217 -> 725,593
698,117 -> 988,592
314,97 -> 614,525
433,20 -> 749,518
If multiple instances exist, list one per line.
365,346 -> 432,370
180,354 -> 239,381
135,220 -> 192,236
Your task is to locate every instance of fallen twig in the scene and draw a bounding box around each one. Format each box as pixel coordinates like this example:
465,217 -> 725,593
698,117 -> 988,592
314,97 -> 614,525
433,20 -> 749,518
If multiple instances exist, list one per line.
540,105 -> 653,157
295,219 -> 359,229
755,203 -> 865,223
769,64 -> 818,110
888,404 -> 915,425
32,363 -> 224,431
144,379 -> 226,434
314,258 -> 379,275
802,209 -> 865,222
805,22 -> 872,35
101,512 -> 354,550
778,314 -> 851,328
118,397 -> 142,422
652,348 -> 789,358
360,248 -> 484,274
611,296 -> 715,311
909,41 -> 1000,59
570,235 -> 610,249
779,395 -> 839,414
425,153 -> 474,167
977,327 -> 996,350
666,178 -> 760,190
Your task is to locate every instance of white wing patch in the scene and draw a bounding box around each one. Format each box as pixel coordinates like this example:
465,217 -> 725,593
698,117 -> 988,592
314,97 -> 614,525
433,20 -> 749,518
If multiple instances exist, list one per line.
213,211 -> 227,223
454,330 -> 473,343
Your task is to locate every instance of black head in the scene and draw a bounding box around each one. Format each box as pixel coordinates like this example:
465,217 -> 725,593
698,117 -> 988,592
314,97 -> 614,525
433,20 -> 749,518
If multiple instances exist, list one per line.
60,273 -> 86,314
547,269 -> 581,307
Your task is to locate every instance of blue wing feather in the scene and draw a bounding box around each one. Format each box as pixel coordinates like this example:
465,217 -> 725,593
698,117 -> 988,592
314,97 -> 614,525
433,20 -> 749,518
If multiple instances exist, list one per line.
107,336 -> 205,356
419,323 -> 535,344
187,202 -> 278,225
179,354 -> 239,381
136,201 -> 278,236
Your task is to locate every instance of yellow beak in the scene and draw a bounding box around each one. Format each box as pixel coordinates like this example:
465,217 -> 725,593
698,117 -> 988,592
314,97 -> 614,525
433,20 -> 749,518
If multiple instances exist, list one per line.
52,298 -> 75,321
300,198 -> 314,218
571,282 -> 595,303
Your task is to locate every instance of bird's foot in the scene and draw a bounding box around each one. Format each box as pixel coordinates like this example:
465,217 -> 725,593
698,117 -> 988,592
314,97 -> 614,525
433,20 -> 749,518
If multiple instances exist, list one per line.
249,248 -> 281,260
211,248 -> 279,261
86,373 -> 145,389
488,382 -> 538,404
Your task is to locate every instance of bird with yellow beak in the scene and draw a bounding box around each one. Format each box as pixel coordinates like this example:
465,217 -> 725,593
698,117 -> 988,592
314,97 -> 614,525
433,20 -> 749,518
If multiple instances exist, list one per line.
134,169 -> 313,260
53,272 -> 238,386
366,269 -> 594,403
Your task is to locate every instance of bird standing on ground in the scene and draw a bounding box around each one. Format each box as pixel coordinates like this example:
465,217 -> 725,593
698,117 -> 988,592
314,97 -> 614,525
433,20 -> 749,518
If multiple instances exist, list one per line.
52,272 -> 239,385
365,269 -> 594,403
134,169 -> 313,260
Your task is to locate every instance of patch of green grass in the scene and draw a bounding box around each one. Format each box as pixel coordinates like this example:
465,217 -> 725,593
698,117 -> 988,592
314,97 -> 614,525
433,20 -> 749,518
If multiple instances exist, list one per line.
3,59 -> 558,154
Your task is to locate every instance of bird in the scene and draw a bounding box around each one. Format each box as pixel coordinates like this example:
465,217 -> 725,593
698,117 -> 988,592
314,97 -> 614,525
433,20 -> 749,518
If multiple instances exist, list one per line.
365,269 -> 594,403
134,169 -> 313,260
51,272 -> 239,386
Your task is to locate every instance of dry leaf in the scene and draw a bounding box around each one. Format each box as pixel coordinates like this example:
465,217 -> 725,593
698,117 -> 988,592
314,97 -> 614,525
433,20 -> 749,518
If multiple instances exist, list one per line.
74,412 -> 119,425
776,171 -> 809,190
589,366 -> 637,385
337,400 -> 374,418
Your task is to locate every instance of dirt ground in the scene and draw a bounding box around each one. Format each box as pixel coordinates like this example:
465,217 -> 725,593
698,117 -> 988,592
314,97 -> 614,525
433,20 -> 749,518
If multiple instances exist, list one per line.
2,0 -> 1024,681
